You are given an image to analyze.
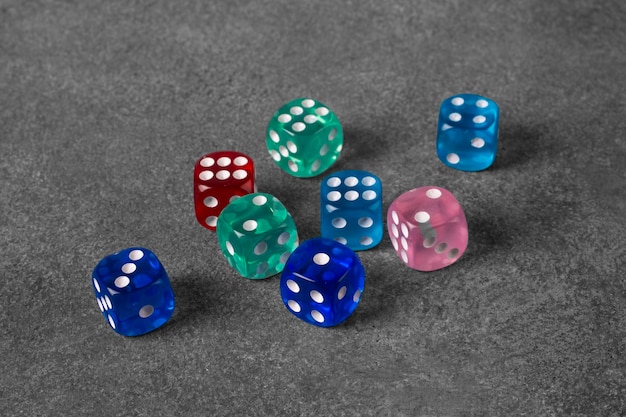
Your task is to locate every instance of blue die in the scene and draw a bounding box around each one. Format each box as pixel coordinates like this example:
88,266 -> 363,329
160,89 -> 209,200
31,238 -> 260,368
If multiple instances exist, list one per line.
436,93 -> 500,171
320,170 -> 383,251
280,237 -> 365,327
91,247 -> 175,336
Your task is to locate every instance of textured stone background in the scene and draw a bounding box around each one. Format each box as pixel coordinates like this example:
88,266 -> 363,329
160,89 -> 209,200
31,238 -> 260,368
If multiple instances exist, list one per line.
1,0 -> 625,416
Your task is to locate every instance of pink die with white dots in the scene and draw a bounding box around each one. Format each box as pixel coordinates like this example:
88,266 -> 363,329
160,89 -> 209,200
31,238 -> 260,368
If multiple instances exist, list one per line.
387,186 -> 468,271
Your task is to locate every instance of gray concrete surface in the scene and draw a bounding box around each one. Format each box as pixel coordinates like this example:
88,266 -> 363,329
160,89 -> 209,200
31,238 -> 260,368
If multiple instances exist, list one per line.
1,0 -> 625,415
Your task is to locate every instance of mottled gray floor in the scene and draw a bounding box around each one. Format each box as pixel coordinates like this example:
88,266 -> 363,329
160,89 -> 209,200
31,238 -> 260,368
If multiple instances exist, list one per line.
1,1 -> 625,416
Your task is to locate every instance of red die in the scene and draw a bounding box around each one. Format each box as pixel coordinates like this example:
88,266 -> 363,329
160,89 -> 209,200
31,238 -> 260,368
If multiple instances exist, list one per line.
194,151 -> 255,231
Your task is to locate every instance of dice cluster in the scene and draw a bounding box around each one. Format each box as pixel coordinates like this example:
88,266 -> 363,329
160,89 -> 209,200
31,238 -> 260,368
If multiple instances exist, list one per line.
91,94 -> 499,335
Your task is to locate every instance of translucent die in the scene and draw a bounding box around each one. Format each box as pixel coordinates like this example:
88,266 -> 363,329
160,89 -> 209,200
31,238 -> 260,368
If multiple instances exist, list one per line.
266,98 -> 343,178
437,93 -> 500,171
216,193 -> 299,279
193,151 -> 255,231
320,170 -> 383,251
387,187 -> 468,271
92,247 -> 175,336
280,238 -> 365,327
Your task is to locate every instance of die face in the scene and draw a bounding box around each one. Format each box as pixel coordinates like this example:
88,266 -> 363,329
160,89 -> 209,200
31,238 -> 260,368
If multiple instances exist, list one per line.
387,187 -> 468,272
216,193 -> 299,279
320,170 -> 383,251
437,94 -> 499,171
194,151 -> 255,230
280,238 -> 365,327
267,98 -> 343,178
92,247 -> 175,336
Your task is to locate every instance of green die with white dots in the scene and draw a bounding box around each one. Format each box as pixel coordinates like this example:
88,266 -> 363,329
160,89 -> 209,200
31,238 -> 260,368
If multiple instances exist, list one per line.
216,193 -> 299,279
266,98 -> 343,178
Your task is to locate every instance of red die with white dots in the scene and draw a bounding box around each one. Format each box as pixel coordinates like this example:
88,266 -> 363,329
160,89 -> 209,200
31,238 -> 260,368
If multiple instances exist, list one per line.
194,151 -> 255,231
387,186 -> 468,271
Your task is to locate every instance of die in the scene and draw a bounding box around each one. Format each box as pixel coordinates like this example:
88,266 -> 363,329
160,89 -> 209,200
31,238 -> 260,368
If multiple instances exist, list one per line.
194,151 -> 255,231
91,247 -> 175,336
320,170 -> 383,251
387,186 -> 468,271
436,93 -> 500,171
216,193 -> 299,279
266,98 -> 343,178
280,237 -> 365,327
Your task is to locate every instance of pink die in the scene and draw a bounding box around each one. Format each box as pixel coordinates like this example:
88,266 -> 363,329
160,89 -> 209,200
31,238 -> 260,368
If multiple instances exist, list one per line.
387,186 -> 468,271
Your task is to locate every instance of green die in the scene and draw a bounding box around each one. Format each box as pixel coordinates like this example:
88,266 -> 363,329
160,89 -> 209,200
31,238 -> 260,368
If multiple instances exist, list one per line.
266,98 -> 343,178
216,193 -> 299,279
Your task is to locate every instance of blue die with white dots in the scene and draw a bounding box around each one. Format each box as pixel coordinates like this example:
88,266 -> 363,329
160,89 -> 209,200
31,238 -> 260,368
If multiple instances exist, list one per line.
91,247 -> 175,336
436,93 -> 500,171
320,170 -> 383,251
280,237 -> 365,327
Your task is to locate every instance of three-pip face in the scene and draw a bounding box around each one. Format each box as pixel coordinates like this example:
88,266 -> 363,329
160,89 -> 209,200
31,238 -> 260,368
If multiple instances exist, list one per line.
92,247 -> 175,336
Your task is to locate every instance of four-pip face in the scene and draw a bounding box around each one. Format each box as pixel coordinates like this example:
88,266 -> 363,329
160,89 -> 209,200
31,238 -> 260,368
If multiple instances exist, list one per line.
387,186 -> 468,272
437,93 -> 499,172
320,170 -> 383,251
266,98 -> 343,178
